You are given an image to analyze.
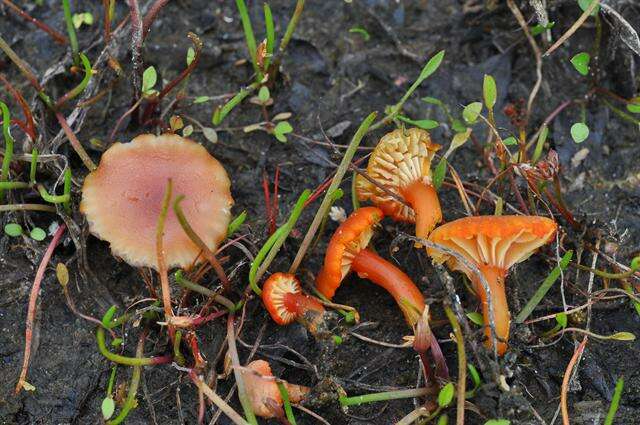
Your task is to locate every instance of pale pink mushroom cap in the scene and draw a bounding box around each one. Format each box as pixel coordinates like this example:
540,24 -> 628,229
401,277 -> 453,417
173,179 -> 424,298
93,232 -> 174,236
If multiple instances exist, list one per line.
80,134 -> 233,269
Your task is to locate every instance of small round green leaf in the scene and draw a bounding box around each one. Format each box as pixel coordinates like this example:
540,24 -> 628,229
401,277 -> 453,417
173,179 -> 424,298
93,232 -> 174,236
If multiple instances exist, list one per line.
30,227 -> 46,241
502,136 -> 518,146
570,122 -> 589,143
258,86 -> 270,102
570,52 -> 590,76
186,47 -> 195,66
610,331 -> 635,341
193,96 -> 210,104
555,312 -> 568,328
578,0 -> 600,16
438,382 -> 455,407
101,397 -> 115,420
273,121 -> 293,143
4,223 -> 23,237
630,256 -> 640,271
451,119 -> 468,133
142,66 -> 157,93
437,414 -> 449,425
485,420 -> 510,425
463,102 -> 482,124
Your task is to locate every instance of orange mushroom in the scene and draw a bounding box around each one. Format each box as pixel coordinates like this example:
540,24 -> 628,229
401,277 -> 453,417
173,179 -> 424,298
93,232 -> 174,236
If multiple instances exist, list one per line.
316,206 -> 425,327
428,215 -> 557,355
242,360 -> 310,418
355,128 -> 442,240
262,272 -> 325,334
80,134 -> 233,269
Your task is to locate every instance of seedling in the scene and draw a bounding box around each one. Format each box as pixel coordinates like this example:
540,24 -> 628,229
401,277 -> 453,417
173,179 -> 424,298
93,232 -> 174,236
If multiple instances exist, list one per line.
570,52 -> 590,76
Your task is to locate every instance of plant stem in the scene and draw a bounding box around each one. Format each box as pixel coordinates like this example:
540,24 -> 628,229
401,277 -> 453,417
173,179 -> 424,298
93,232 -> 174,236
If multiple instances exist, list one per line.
190,371 -> 250,425
56,53 -> 93,108
288,112 -> 376,274
29,148 -> 38,184
106,332 -> 145,425
15,224 -> 66,394
96,326 -> 171,366
235,0 -> 259,75
604,377 -> 624,425
38,184 -> 70,203
0,203 -> 56,213
227,314 -> 258,425
156,179 -> 175,341
61,0 -> 79,64
339,387 -> 434,407
445,305 -> 466,425
174,270 -> 236,311
0,102 -> 14,202
277,382 -> 297,425
55,111 -> 97,171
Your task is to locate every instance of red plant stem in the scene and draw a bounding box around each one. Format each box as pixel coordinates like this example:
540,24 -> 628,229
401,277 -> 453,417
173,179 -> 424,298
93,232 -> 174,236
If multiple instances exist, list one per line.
273,165 -> 280,228
141,0 -> 170,40
109,96 -> 144,142
507,168 -> 530,214
0,73 -> 36,141
103,0 -> 112,43
126,0 -> 143,100
561,337 -> 587,425
55,111 -> 97,171
304,156 -> 368,207
262,172 -> 273,235
1,0 -> 67,44
15,223 -> 66,394
350,248 -> 425,327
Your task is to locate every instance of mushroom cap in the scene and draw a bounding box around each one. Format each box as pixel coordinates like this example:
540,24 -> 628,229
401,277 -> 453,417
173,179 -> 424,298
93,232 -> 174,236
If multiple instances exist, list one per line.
243,360 -> 282,418
80,134 -> 233,269
427,215 -> 557,274
355,128 -> 440,222
262,272 -> 302,325
316,207 -> 383,299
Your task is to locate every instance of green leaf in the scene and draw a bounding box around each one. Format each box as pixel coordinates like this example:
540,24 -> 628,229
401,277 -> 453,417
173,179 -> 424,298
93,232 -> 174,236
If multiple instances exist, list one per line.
532,125 -> 549,163
273,121 -> 293,143
398,115 -> 439,130
468,364 -> 481,388
437,414 -> 449,425
450,128 -> 472,152
462,102 -> 483,124
102,397 -> 115,420
258,86 -> 270,102
483,74 -> 497,110
570,52 -> 590,76
29,227 -> 46,241
111,337 -> 123,347
193,96 -> 210,104
186,47 -> 195,66
626,97 -> 640,114
503,136 -> 518,146
631,256 -> 640,271
466,311 -> 484,326
4,223 -> 23,237
485,420 -> 510,425
142,66 -> 157,94
227,211 -> 247,237
202,127 -> 218,144
578,0 -> 600,16
571,122 -> 589,143
451,119 -> 467,133
555,312 -> 568,328
433,158 -> 447,190
610,331 -> 635,341
421,96 -> 443,106
531,21 -> 555,36
515,250 -> 573,323
348,27 -> 370,41
438,382 -> 455,407
72,12 -> 94,29
182,125 -> 194,137
418,50 -> 445,83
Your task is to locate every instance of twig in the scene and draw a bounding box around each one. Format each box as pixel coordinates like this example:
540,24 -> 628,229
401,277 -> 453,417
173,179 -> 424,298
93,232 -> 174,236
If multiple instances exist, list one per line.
0,203 -> 56,213
191,371 -> 250,425
141,0 -> 170,40
15,224 -> 66,394
127,0 -> 143,99
544,1 -> 600,57
55,111 -> 97,171
288,112 -> 376,274
1,0 -> 67,44
227,314 -> 258,424
445,304 -> 466,425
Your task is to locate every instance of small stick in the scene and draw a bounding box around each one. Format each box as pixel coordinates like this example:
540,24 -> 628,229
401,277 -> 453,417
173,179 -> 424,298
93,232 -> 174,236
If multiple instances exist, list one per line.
561,337 -> 587,425
444,304 -> 466,425
15,224 -> 66,394
141,0 -> 170,40
544,1 -> 600,57
1,0 -> 68,44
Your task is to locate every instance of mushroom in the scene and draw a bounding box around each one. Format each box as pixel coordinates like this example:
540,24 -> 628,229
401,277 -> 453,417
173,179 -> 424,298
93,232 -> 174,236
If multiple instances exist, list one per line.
355,127 -> 442,240
81,134 -> 233,269
316,206 -> 425,327
242,359 -> 310,418
262,272 -> 325,334
427,215 -> 557,355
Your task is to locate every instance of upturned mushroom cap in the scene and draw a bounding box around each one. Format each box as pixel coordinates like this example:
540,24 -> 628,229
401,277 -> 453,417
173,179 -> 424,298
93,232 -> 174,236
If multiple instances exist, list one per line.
355,128 -> 440,222
427,215 -> 557,275
316,207 -> 383,299
243,360 -> 310,418
81,134 -> 233,269
262,272 -> 303,325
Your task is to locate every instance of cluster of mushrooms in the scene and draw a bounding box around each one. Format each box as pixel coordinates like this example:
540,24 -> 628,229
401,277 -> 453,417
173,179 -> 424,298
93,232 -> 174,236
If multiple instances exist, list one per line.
80,129 -> 557,419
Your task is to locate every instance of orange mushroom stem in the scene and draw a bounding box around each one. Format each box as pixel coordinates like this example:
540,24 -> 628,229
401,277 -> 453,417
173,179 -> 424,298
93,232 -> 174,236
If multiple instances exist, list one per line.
355,128 -> 442,240
262,273 -> 325,334
428,215 -> 557,355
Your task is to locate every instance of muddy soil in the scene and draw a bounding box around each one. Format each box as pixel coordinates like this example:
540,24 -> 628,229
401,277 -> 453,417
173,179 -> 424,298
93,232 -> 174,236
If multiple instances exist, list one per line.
1,0 -> 640,424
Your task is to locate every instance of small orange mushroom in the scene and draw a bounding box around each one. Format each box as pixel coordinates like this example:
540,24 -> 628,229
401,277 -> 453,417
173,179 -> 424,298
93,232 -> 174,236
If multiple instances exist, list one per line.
242,359 -> 310,418
428,215 -> 557,355
316,206 -> 425,327
262,272 -> 325,333
80,134 -> 233,269
355,128 -> 442,240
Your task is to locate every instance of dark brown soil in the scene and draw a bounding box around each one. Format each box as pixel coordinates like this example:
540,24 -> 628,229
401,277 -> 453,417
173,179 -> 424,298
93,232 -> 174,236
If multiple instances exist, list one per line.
1,1 -> 640,424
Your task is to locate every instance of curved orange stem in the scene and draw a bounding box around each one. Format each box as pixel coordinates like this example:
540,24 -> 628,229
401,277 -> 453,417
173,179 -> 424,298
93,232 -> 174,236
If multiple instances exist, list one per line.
401,181 -> 442,241
473,265 -> 510,356
351,248 -> 425,326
